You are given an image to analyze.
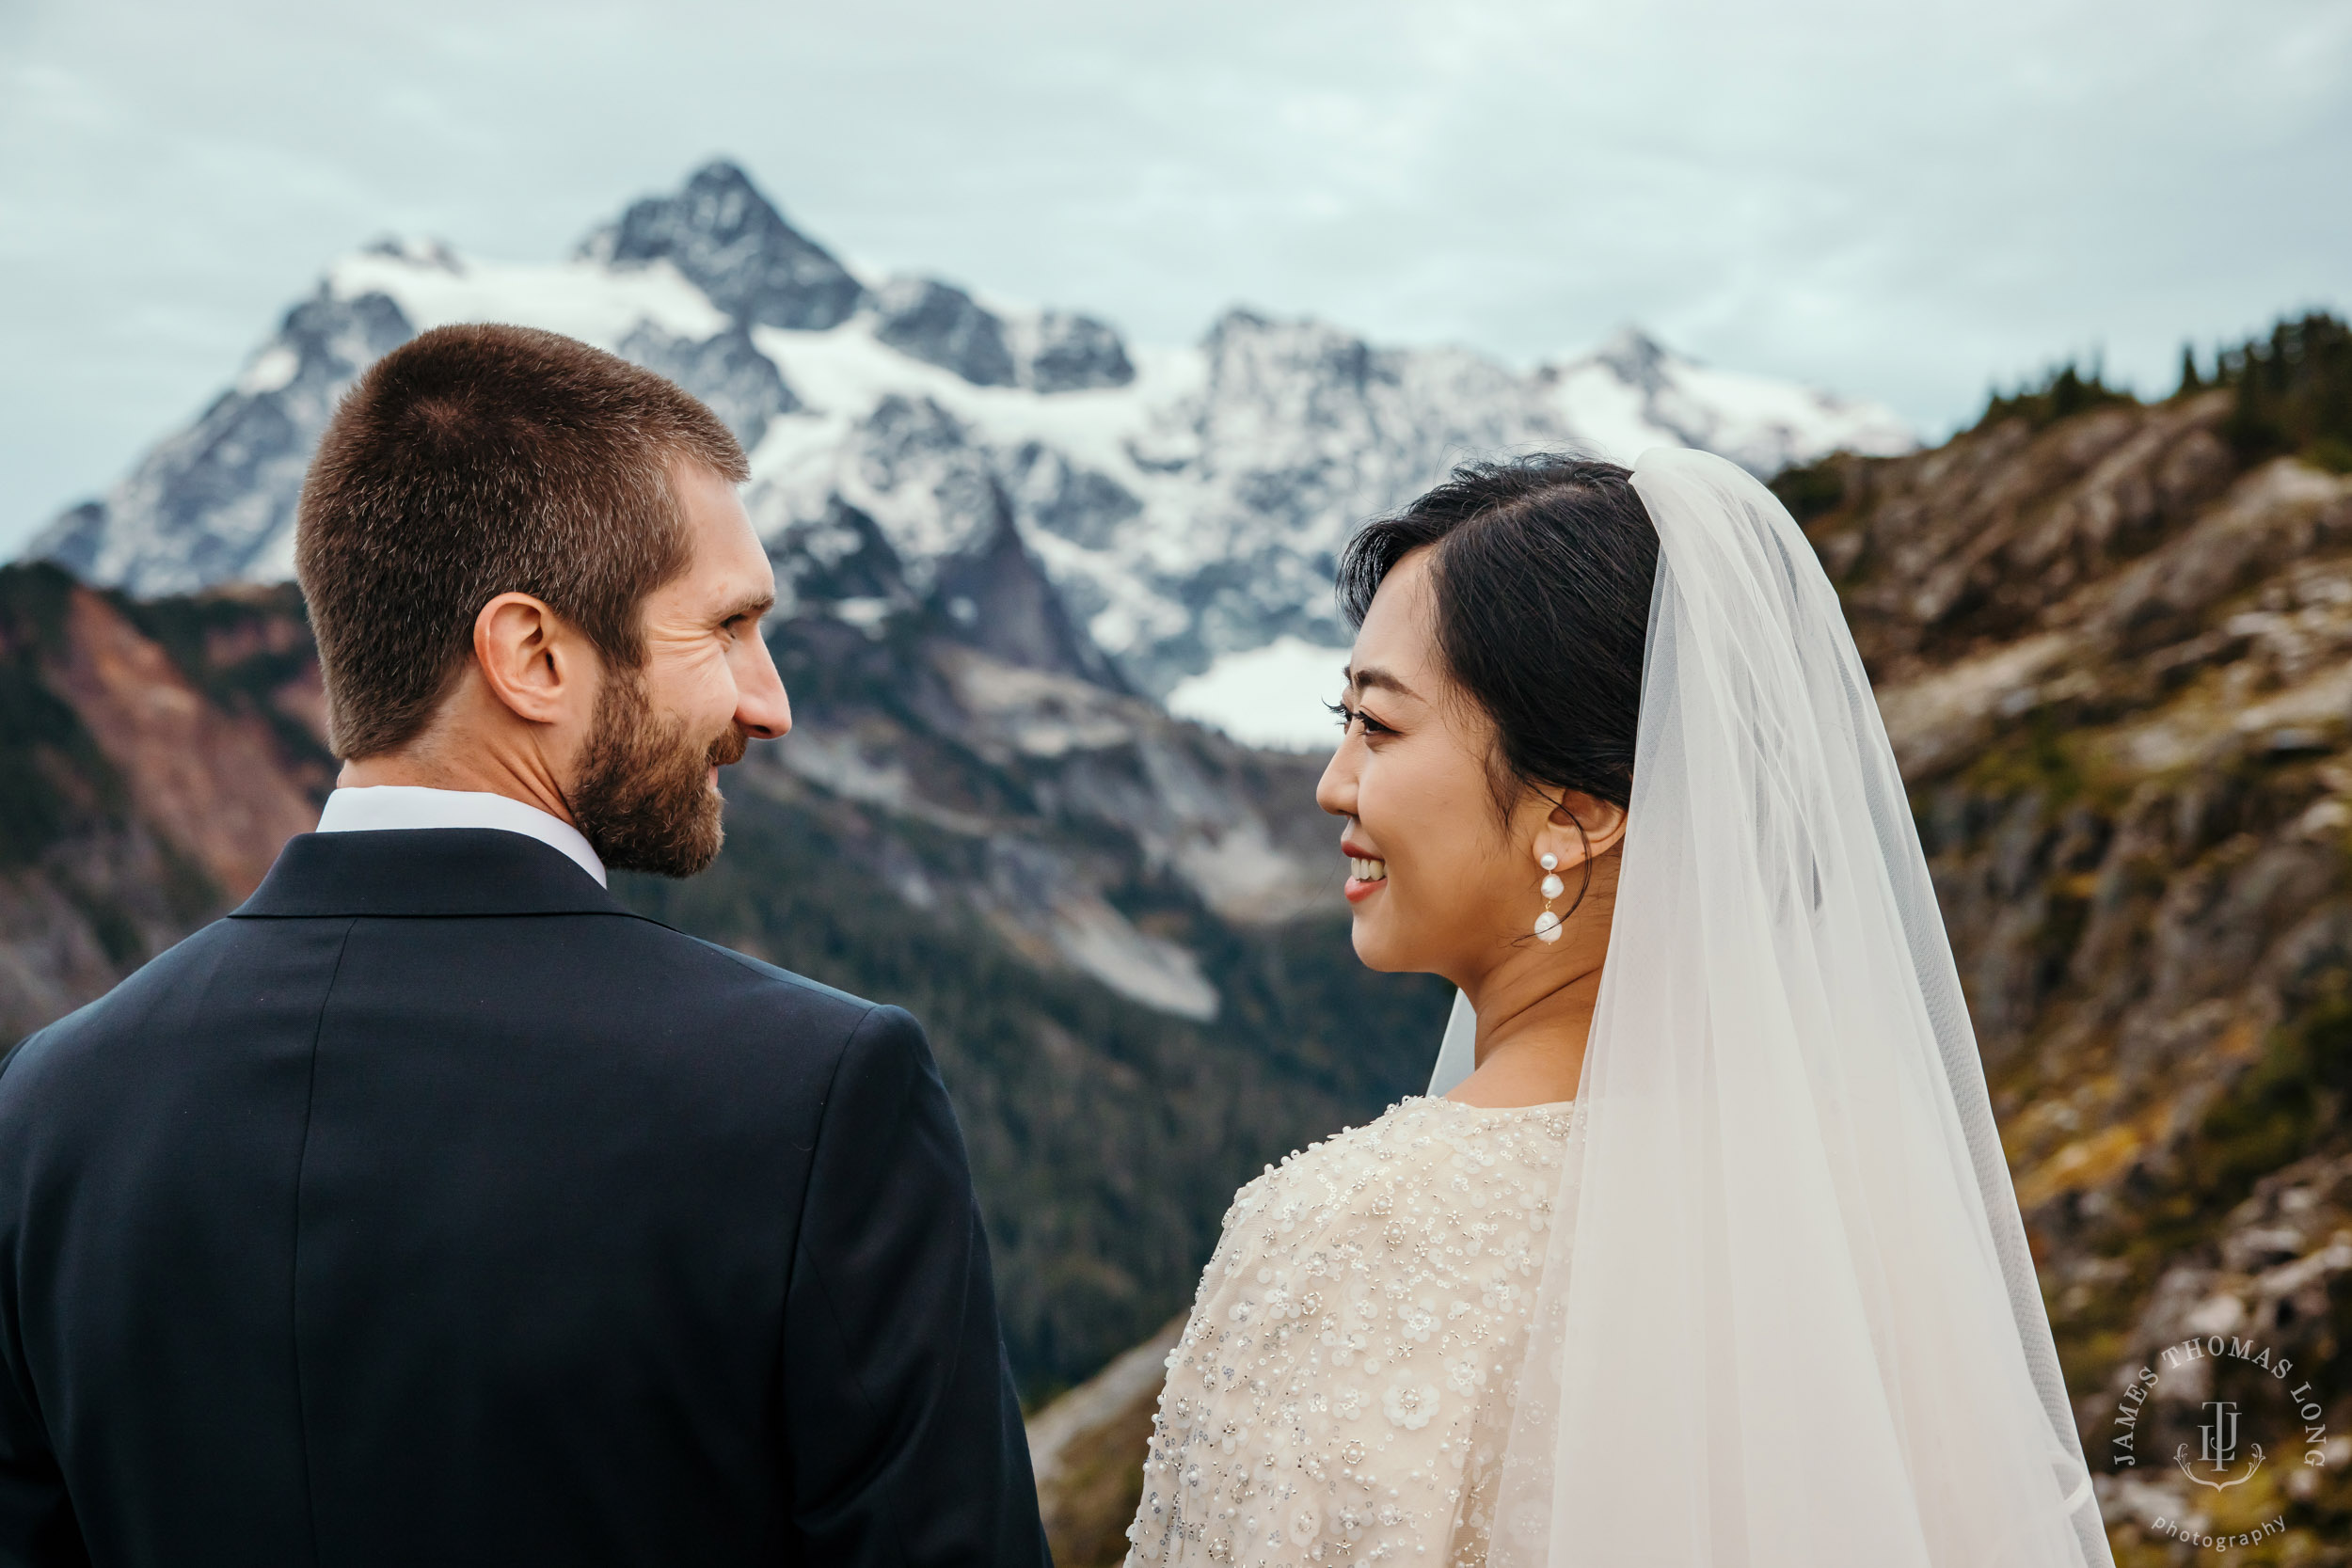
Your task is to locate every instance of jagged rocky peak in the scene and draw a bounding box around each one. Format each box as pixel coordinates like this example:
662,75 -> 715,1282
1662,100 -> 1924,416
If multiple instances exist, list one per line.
578,156 -> 1137,396
616,321 -> 800,452
270,288 -> 416,387
873,276 -> 1136,394
1180,308 -> 1398,480
1201,307 -> 1383,396
581,159 -> 866,332
1545,324 -> 1918,480
930,488 -> 1128,690
1179,305 -> 1559,517
753,388 -> 1004,591
769,498 -> 917,618
31,287 -> 415,596
768,475 -> 1122,692
874,277 -> 1017,388
1184,304 -> 1549,461
1026,309 -> 1134,393
359,235 -> 464,274
843,392 -> 1005,571
1004,441 -> 1142,550
1589,325 -> 1670,390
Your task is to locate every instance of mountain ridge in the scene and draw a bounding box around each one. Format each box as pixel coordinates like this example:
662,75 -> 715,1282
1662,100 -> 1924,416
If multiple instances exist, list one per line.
25,159 -> 1914,707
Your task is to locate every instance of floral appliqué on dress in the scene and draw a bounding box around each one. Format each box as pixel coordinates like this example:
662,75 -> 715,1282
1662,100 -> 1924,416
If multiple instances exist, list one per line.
1125,1095 -> 1584,1568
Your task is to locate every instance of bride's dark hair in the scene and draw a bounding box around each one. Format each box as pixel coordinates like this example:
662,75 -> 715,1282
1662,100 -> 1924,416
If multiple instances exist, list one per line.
1335,454 -> 1660,820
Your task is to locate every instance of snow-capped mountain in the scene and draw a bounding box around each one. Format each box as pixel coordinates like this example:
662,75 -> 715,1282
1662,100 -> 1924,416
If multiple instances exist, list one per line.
30,159 -> 1915,712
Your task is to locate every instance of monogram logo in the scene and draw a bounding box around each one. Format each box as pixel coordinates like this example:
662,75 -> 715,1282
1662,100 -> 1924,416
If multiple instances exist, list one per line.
2175,1399 -> 2264,1491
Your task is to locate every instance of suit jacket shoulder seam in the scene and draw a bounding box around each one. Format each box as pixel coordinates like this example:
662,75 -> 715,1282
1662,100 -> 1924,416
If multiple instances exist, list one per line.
687,937 -> 872,1012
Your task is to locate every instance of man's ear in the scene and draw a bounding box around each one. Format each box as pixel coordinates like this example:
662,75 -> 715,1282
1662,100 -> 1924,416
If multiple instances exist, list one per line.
472,593 -> 580,726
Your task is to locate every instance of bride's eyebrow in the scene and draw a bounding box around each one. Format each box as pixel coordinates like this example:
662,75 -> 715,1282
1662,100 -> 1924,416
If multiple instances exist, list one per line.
1344,665 -> 1419,702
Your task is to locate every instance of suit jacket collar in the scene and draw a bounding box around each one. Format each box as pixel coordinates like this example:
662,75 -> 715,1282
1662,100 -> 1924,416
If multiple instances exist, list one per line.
233,830 -> 648,920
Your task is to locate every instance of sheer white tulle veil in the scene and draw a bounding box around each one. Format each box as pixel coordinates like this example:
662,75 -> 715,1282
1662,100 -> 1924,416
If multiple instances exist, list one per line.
1431,449 -> 2112,1566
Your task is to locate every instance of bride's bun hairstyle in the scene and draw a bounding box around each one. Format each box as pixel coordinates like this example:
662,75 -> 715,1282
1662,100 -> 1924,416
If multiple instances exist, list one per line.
1334,454 -> 1660,827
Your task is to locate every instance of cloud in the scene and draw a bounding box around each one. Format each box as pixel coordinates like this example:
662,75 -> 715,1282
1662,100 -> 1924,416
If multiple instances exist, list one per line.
3,0 -> 2346,555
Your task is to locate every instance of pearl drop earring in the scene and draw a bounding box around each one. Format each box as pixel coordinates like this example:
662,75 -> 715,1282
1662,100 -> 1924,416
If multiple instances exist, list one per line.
1534,850 -> 1565,943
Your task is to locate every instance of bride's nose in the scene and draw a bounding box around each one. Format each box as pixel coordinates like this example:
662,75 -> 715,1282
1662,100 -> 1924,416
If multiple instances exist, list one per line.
1314,740 -> 1359,819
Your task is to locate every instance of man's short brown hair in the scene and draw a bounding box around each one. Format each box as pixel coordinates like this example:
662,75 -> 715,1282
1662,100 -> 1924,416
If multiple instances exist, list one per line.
295,323 -> 747,759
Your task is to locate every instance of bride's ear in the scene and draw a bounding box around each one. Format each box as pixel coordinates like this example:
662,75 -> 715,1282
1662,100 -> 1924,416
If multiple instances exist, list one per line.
1538,789 -> 1629,867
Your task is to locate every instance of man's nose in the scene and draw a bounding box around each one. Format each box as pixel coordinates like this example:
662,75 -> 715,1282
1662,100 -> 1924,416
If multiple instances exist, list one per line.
736,635 -> 792,740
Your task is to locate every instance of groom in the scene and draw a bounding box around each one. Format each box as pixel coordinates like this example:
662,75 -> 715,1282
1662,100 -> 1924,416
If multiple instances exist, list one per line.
0,325 -> 1050,1566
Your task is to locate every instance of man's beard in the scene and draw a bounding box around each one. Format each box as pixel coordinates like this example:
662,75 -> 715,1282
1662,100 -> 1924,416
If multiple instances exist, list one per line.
567,668 -> 748,879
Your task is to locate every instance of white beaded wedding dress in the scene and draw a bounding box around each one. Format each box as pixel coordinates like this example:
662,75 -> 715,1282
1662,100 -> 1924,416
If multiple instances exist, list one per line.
1127,1097 -> 1585,1564
1124,448 -> 2113,1568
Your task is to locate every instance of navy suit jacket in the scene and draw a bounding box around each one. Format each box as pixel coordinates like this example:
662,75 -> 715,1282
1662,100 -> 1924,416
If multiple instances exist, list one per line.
0,830 -> 1048,1567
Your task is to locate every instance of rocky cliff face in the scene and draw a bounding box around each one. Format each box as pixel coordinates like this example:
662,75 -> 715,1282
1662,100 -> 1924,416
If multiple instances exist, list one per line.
26,159 -> 1912,703
1794,391 -> 2352,1560
0,565 -> 330,1041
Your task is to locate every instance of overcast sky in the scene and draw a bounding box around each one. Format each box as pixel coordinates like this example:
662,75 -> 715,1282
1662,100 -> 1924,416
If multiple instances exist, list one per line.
3,0 -> 2346,557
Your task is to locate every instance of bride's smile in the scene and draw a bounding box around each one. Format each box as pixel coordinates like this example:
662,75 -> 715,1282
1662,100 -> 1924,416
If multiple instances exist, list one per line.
1312,538 -> 1630,1110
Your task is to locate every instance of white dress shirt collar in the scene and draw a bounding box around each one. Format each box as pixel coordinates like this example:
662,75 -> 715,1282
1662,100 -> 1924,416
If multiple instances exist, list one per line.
313,785 -> 608,888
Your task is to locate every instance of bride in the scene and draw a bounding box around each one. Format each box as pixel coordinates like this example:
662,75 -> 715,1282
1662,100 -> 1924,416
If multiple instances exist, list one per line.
1125,450 -> 2112,1566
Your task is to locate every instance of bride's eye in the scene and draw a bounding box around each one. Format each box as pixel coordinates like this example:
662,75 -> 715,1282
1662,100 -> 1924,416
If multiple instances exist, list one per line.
1326,699 -> 1393,736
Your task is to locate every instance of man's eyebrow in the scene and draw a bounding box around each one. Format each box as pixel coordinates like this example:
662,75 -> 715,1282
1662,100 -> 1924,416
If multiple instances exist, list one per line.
716,590 -> 777,623
1343,665 -> 1420,701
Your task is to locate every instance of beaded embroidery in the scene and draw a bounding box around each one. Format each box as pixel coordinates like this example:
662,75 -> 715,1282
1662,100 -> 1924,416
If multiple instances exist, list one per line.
1126,1095 -> 1585,1567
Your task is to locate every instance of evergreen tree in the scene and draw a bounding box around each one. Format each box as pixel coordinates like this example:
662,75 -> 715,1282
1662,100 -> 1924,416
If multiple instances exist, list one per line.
2217,311 -> 2352,467
1976,356 -> 2134,432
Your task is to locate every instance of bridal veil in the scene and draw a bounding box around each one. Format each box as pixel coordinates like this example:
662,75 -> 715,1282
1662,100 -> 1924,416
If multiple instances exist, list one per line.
1443,448 -> 2111,1565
